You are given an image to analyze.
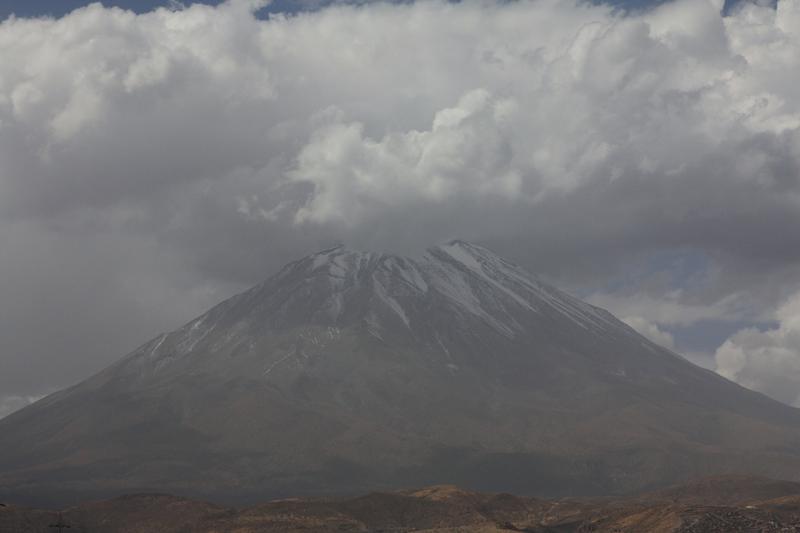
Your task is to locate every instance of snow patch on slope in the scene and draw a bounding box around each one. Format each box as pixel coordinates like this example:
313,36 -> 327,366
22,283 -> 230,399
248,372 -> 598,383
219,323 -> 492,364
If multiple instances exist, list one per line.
372,277 -> 410,328
129,240 -> 643,376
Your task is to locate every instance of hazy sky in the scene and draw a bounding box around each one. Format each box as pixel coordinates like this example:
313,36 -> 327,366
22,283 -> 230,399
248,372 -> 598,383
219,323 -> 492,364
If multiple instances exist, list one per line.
1,0 -> 799,417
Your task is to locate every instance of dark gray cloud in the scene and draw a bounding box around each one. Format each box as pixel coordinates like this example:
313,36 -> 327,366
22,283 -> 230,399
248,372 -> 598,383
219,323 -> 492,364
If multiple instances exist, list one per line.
1,0 -> 800,412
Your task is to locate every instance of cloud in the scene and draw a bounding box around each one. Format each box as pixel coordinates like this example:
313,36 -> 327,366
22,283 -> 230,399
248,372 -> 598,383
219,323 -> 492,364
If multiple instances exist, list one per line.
0,395 -> 44,420
621,316 -> 676,349
715,290 -> 800,406
588,290 -> 749,327
1,0 -> 800,398
291,90 -> 522,225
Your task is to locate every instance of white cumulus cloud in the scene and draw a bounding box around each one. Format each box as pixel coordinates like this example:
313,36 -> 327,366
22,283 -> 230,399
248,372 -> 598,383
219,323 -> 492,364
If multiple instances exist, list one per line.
715,290 -> 800,406
2,0 -> 800,400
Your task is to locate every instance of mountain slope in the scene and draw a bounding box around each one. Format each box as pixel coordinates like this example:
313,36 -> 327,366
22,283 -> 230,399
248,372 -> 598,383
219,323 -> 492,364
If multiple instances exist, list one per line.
2,241 -> 800,506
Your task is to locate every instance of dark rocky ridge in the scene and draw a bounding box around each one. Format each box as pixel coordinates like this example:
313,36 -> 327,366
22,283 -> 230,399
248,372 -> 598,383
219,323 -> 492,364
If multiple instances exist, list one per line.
2,242 -> 800,506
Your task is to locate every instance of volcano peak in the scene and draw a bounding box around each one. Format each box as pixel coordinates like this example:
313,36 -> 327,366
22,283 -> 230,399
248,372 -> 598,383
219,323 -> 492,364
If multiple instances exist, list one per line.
3,242 -> 800,505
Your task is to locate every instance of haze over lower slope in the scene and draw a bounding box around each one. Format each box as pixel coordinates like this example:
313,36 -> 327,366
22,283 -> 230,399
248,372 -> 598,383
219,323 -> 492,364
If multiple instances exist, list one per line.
2,242 -> 800,506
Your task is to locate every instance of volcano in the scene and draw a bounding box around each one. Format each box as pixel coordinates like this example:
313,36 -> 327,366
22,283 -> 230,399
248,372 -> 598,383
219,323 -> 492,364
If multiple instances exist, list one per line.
2,241 -> 800,505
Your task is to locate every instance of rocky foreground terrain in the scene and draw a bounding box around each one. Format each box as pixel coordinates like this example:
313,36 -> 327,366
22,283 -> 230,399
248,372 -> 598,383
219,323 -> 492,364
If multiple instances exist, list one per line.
3,476 -> 800,532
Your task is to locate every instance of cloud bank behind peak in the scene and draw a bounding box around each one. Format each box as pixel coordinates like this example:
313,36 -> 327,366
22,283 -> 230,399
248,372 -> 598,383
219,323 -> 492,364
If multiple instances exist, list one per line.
1,0 -> 800,407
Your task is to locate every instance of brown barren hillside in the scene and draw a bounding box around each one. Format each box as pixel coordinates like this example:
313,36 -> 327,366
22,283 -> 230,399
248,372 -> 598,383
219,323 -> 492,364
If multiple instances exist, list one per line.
3,476 -> 800,532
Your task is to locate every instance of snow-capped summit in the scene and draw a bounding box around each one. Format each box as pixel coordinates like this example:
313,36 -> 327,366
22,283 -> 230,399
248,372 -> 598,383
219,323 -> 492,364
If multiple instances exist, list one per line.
251,240 -> 622,334
3,242 -> 800,505
115,240 -> 653,384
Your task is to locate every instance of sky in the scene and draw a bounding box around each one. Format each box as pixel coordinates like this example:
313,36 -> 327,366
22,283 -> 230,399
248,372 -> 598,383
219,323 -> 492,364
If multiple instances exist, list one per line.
0,0 -> 764,21
0,0 -> 798,417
